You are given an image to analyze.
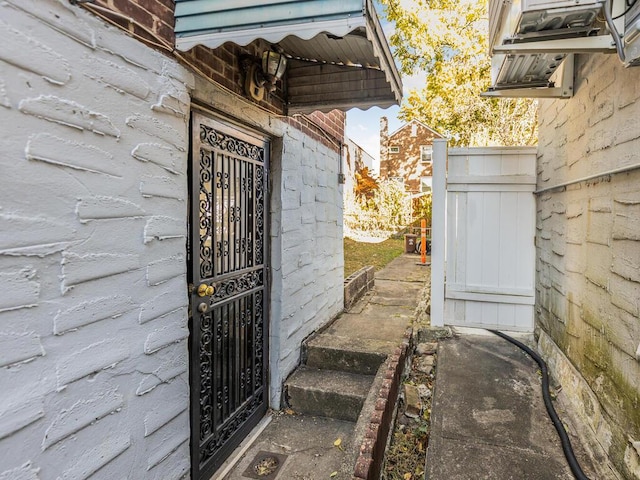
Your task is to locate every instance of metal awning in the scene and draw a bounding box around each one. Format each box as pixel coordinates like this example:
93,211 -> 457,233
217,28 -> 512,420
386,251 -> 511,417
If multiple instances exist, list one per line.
174,0 -> 402,113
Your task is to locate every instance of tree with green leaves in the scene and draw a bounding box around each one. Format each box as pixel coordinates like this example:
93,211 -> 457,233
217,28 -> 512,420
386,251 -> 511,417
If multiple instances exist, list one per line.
380,0 -> 538,147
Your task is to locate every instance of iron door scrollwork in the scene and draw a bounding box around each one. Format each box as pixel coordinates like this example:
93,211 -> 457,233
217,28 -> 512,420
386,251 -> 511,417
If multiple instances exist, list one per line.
189,112 -> 269,480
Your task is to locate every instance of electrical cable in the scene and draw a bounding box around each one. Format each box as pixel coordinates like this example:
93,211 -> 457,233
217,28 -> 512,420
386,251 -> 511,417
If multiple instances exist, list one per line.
487,329 -> 591,480
613,0 -> 638,20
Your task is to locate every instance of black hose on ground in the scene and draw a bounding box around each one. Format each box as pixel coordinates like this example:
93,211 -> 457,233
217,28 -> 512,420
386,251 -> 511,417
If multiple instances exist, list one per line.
487,329 -> 590,480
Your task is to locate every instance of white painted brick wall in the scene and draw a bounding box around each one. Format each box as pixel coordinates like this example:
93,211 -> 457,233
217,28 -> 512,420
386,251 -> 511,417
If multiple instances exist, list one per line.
0,1 -> 192,479
537,53 -> 640,479
271,129 -> 344,406
1,1 -> 346,476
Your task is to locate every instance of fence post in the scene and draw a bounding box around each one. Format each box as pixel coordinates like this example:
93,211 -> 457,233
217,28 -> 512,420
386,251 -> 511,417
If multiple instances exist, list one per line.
430,139 -> 447,327
420,218 -> 427,265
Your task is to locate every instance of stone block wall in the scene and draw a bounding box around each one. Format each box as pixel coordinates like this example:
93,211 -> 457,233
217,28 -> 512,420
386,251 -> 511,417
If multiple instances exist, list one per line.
269,121 -> 345,406
536,53 -> 640,479
0,1 -> 347,477
344,266 -> 375,311
0,1 -> 193,478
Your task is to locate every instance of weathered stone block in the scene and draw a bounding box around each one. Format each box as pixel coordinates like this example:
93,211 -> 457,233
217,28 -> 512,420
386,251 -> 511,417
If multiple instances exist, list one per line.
613,194 -> 640,241
26,132 -> 121,177
132,143 -> 183,174
61,252 -> 140,292
55,338 -> 128,388
585,243 -> 611,289
126,114 -> 184,150
146,255 -> 185,286
610,273 -> 639,317
140,175 -> 184,200
416,342 -> 437,355
20,95 -> 120,136
42,383 -> 123,450
611,240 -> 640,283
0,19 -> 71,85
403,384 -> 421,418
0,269 -> 40,313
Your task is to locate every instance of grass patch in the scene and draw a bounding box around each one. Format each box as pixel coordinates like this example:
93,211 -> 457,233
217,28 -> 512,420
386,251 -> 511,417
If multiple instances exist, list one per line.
344,237 -> 405,278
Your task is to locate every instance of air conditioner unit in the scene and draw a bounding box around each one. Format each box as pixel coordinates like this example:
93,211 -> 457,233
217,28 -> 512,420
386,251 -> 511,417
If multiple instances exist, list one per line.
487,0 -> 617,96
489,0 -> 607,51
624,1 -> 640,66
490,51 -> 567,89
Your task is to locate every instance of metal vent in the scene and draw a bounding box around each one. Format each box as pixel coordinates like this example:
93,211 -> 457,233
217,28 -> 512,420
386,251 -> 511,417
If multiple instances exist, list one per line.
492,52 -> 567,89
624,0 -> 640,66
513,4 -> 605,41
486,0 -> 614,97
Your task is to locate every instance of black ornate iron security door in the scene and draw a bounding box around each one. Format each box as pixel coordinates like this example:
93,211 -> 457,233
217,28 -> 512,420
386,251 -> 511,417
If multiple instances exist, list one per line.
189,111 -> 269,480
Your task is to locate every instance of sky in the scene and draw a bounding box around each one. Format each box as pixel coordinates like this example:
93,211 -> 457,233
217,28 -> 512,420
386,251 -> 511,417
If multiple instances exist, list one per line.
345,105 -> 400,169
344,1 -> 425,174
345,73 -> 425,174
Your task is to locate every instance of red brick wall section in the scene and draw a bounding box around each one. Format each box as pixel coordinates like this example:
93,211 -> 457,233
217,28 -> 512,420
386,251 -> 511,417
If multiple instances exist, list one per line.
181,40 -> 288,115
288,110 -> 346,152
307,110 -> 346,147
87,1 -> 344,149
93,0 -> 175,45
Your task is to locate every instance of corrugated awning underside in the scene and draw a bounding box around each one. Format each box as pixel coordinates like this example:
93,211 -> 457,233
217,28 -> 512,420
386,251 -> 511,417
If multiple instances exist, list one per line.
174,0 -> 402,113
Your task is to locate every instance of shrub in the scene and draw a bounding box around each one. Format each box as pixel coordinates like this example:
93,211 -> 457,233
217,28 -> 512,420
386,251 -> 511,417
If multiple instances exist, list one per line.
412,194 -> 432,228
345,180 -> 412,238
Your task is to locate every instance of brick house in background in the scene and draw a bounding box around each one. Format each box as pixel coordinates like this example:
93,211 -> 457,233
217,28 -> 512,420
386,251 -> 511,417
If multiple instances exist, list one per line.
379,117 -> 442,194
0,1 -> 401,479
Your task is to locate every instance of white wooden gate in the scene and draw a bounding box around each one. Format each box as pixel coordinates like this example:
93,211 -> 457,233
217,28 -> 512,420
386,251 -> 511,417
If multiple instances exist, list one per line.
431,144 -> 537,332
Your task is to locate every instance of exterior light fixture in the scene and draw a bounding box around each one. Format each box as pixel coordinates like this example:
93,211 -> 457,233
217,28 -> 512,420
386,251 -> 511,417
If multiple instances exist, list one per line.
262,51 -> 287,89
243,50 -> 287,102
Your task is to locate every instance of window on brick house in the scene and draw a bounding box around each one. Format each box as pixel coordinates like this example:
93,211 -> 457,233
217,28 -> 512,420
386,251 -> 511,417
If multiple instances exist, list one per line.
420,145 -> 432,163
389,146 -> 400,153
421,176 -> 432,193
389,176 -> 404,186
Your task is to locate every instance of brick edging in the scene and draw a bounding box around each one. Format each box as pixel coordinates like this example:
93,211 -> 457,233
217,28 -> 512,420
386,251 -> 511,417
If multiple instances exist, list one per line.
353,327 -> 413,479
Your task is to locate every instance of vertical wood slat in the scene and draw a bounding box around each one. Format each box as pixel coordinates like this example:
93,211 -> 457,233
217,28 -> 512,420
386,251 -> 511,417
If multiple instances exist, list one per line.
441,146 -> 537,332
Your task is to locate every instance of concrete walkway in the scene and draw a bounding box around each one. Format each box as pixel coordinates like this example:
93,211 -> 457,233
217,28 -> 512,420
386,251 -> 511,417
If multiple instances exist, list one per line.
220,253 -> 430,480
426,332 -> 597,480
220,253 -> 597,480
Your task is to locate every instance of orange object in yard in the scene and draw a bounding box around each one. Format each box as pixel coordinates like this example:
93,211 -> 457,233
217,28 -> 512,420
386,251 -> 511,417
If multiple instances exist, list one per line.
420,219 -> 427,264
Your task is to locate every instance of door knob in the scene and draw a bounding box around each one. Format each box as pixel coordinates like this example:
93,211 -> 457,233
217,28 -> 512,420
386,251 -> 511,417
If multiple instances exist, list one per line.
198,302 -> 208,313
198,284 -> 215,297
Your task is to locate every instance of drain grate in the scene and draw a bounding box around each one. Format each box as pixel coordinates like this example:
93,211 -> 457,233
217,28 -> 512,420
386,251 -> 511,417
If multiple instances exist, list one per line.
242,451 -> 288,480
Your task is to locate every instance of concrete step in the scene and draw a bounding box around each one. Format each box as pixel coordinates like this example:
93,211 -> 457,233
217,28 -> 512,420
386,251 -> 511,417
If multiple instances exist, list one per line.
305,333 -> 396,375
285,367 -> 374,422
